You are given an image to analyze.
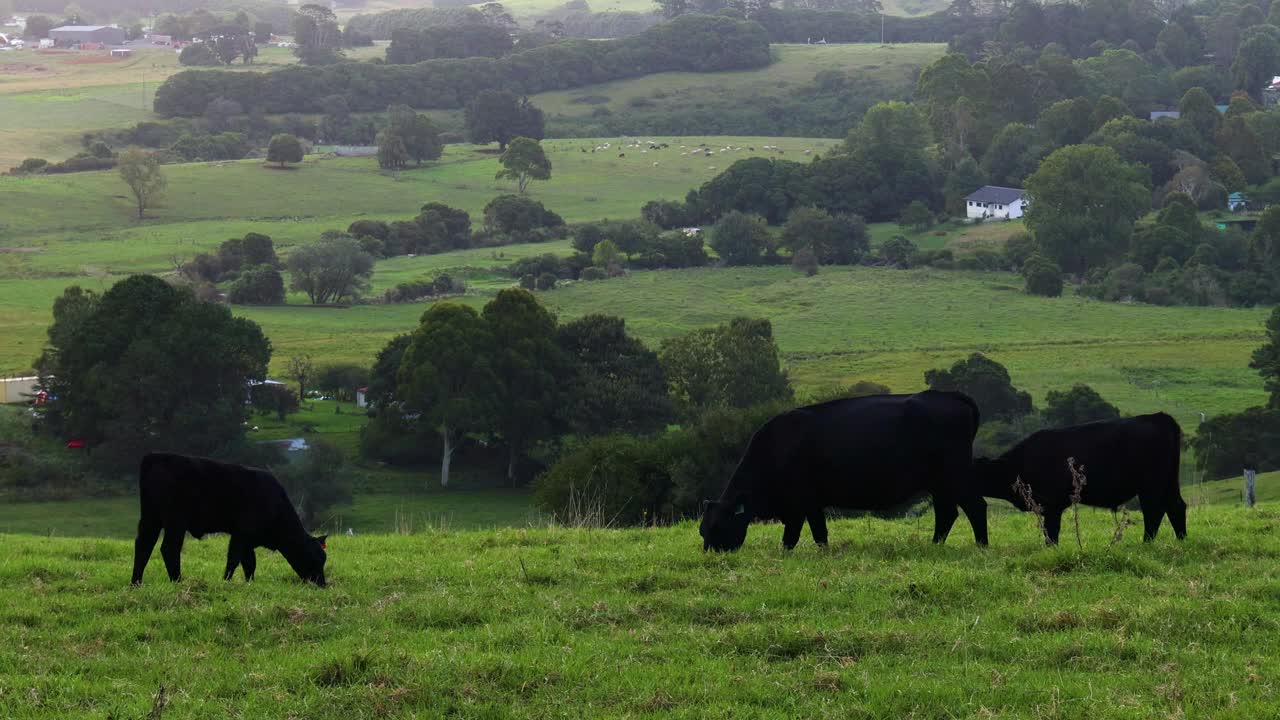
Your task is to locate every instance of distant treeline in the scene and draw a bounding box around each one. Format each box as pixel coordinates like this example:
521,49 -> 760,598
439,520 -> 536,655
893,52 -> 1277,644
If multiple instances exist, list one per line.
153,15 -> 771,117
16,0 -> 291,25
344,7 -> 488,40
753,8 -> 1001,44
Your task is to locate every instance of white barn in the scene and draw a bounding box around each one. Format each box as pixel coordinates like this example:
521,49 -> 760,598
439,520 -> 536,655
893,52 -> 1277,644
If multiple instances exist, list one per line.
965,186 -> 1028,221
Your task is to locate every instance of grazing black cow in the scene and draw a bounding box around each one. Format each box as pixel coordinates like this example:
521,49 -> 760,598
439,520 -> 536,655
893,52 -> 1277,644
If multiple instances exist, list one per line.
974,413 -> 1186,544
699,391 -> 985,552
131,453 -> 328,587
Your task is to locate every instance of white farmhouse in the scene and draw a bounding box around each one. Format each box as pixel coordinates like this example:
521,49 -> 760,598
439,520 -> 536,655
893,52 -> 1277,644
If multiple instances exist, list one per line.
965,186 -> 1028,221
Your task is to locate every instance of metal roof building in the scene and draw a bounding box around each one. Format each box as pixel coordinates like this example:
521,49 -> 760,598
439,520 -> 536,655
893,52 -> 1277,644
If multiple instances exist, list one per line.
49,25 -> 127,45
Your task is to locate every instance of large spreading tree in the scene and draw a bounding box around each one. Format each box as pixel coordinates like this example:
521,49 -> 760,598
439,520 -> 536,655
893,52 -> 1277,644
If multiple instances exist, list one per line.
397,303 -> 500,488
496,137 -> 552,194
482,289 -> 568,482
464,90 -> 544,151
1023,144 -> 1150,274
35,275 -> 271,469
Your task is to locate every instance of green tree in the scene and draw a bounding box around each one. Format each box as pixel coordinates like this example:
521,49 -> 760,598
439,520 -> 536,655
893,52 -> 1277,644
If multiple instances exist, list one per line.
1022,253 -> 1064,297
496,137 -> 552,193
1250,305 -> 1280,407
942,155 -> 986,215
592,238 -> 622,268
387,105 -> 443,166
117,149 -> 166,219
1043,384 -> 1120,427
1232,32 -> 1280,96
179,43 -> 221,66
898,200 -> 934,231
659,317 -> 792,416
981,123 -> 1044,187
1157,22 -> 1204,68
556,314 -> 674,436
709,211 -> 769,266
1023,144 -> 1150,273
266,133 -> 304,168
781,207 -> 869,264
1216,116 -> 1271,184
376,130 -> 410,171
398,303 -> 499,487
286,354 -> 315,404
1036,98 -> 1094,147
482,289 -> 568,482
292,4 -> 343,65
792,245 -> 818,276
924,353 -> 1033,422
1250,205 -> 1280,276
1178,87 -> 1222,141
880,235 -> 917,267
287,235 -> 375,304
227,265 -> 285,304
465,90 -> 544,151
25,15 -> 54,38
34,276 -> 271,469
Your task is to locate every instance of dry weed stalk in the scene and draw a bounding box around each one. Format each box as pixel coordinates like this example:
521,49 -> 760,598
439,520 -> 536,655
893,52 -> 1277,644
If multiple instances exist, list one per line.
1067,457 -> 1087,551
1011,476 -> 1050,545
1111,506 -> 1133,545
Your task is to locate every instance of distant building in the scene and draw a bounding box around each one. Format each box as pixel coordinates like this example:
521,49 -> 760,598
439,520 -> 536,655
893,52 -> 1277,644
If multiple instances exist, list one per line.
356,386 -> 369,408
1228,192 -> 1249,212
965,186 -> 1028,221
109,48 -> 132,58
1149,111 -> 1181,121
0,376 -> 39,404
49,25 -> 127,46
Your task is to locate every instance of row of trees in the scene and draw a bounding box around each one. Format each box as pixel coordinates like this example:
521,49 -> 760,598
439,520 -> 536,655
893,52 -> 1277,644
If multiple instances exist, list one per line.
153,15 -> 771,117
363,297 -> 793,487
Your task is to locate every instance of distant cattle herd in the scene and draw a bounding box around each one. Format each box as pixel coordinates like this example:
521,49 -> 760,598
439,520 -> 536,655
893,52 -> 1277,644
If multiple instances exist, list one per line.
130,391 -> 1185,587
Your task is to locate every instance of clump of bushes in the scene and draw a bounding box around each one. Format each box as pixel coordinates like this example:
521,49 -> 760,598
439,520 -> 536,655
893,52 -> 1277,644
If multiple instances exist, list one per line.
382,274 -> 466,303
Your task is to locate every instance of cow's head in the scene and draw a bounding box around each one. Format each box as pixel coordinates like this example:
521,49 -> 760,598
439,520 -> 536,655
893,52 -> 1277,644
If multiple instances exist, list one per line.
286,534 -> 328,587
699,498 -> 751,552
973,457 -> 1019,504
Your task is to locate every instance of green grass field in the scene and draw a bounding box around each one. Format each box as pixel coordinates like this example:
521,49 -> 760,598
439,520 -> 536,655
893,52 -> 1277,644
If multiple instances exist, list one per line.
1,503 -> 1278,718
0,44 -> 383,168
532,43 -> 944,121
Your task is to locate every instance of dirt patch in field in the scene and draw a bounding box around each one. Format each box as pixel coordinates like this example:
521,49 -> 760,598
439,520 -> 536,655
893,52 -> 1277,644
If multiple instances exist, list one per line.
0,63 -> 51,75
0,247 -> 42,253
63,55 -> 121,65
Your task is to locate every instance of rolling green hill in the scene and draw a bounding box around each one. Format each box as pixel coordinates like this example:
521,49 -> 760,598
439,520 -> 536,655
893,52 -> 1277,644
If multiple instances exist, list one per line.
0,504 -> 1277,718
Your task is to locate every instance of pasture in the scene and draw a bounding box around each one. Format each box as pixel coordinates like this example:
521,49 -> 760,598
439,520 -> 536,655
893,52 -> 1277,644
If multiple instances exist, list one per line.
1,504 -> 1278,718
0,44 -> 382,168
533,42 -> 944,122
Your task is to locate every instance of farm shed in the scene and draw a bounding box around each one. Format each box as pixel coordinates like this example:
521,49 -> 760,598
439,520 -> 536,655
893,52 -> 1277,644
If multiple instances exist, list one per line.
49,25 -> 127,46
1,376 -> 39,404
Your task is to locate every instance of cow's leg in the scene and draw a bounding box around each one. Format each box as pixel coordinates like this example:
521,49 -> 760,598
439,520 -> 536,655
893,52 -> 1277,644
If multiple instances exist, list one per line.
807,508 -> 829,547
959,496 -> 989,547
932,501 -> 959,544
1140,500 -> 1165,541
241,547 -> 257,581
1166,496 -> 1188,540
223,537 -> 244,581
131,516 -> 163,586
159,525 -> 186,582
781,512 -> 804,550
1042,509 -> 1062,546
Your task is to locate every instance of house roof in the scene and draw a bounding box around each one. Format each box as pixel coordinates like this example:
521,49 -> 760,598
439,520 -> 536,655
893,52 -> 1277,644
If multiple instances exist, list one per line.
1150,111 -> 1180,120
965,186 -> 1026,204
51,25 -> 113,32
1229,192 -> 1247,201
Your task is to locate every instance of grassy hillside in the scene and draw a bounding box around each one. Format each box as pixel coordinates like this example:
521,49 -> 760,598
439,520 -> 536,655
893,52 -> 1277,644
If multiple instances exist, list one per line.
532,42 -> 943,123
0,45 -> 382,169
1,504 -> 1278,718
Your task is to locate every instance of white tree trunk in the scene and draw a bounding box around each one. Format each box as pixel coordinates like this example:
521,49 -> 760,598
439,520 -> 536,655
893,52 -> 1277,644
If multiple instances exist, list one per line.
440,425 -> 454,489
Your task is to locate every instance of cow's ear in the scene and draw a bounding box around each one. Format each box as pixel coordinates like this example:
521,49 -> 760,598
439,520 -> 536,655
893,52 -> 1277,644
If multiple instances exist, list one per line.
701,499 -> 711,512
317,534 -> 329,550
734,504 -> 745,515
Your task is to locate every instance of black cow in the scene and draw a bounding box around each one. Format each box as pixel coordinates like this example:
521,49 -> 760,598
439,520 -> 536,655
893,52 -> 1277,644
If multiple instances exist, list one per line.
974,413 -> 1186,544
130,453 -> 328,587
699,391 -> 985,552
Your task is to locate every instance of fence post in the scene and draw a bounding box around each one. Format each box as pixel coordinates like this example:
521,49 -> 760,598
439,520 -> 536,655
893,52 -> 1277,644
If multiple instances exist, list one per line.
1244,468 -> 1257,508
